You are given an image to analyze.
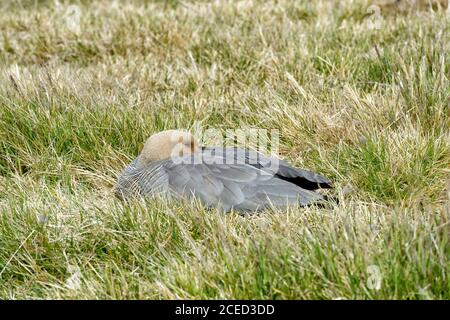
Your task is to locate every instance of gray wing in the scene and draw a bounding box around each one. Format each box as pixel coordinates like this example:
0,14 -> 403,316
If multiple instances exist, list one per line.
115,157 -> 169,200
164,153 -> 324,212
202,147 -> 332,190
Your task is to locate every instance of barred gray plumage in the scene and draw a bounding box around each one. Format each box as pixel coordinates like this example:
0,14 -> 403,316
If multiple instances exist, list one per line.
115,131 -> 332,212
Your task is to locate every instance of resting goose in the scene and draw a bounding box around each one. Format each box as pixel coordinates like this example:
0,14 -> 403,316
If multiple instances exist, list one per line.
115,130 -> 332,212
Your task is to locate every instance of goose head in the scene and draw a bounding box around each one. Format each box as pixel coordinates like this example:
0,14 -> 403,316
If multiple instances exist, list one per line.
138,130 -> 200,166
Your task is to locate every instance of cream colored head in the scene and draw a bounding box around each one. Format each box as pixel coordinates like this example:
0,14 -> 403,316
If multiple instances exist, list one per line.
138,130 -> 200,166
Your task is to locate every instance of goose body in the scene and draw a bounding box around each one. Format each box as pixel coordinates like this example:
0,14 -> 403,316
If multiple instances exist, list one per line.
116,130 -> 332,212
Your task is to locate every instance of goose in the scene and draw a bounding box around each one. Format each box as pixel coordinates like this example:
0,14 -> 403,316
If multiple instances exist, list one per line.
115,130 -> 332,212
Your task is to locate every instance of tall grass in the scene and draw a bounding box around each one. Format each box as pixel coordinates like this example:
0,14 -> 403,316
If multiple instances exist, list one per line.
0,0 -> 449,299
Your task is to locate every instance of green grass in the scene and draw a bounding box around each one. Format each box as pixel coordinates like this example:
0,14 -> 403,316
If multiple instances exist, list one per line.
0,0 -> 449,299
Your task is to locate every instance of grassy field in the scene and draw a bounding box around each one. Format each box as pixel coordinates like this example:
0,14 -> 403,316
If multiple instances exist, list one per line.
0,0 -> 449,299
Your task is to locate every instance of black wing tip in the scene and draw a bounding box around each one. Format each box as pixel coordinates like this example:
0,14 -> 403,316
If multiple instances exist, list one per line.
275,175 -> 333,190
319,181 -> 333,189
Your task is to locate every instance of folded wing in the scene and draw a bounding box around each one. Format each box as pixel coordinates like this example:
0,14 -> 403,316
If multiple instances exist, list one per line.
116,152 -> 326,212
202,147 -> 332,190
164,153 -> 324,212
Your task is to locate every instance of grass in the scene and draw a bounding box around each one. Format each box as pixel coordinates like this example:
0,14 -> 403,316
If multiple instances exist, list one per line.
0,0 -> 449,299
